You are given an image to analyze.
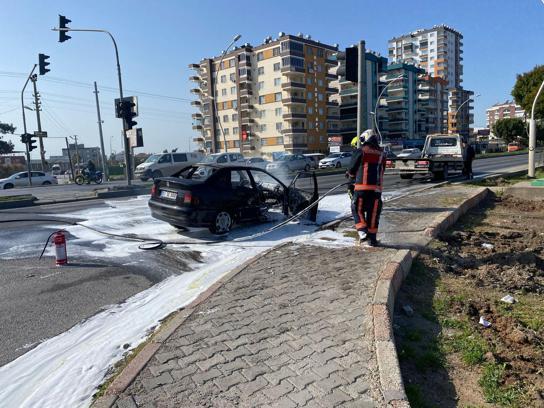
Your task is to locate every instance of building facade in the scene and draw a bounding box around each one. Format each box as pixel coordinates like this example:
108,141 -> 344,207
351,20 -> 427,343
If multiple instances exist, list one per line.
388,25 -> 463,89
189,33 -> 339,157
486,100 -> 525,128
448,88 -> 474,140
418,75 -> 449,134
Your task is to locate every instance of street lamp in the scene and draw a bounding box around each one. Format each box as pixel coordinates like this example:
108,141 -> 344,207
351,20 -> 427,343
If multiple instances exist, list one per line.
371,74 -> 404,146
528,80 -> 544,177
454,93 -> 480,139
212,34 -> 241,161
24,105 -> 34,111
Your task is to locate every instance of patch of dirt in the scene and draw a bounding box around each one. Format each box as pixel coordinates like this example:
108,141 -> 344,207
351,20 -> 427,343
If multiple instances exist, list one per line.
394,194 -> 544,407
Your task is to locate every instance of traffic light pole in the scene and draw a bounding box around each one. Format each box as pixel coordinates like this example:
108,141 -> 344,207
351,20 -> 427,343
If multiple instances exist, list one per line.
53,27 -> 132,186
356,41 -> 365,148
20,65 -> 36,186
31,76 -> 46,171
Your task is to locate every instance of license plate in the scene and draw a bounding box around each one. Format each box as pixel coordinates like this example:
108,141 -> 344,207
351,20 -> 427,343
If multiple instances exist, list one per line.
160,190 -> 177,200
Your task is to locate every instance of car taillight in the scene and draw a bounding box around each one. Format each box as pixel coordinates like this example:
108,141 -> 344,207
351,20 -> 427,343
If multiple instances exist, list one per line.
386,160 -> 394,168
416,160 -> 429,168
151,184 -> 157,196
183,191 -> 192,204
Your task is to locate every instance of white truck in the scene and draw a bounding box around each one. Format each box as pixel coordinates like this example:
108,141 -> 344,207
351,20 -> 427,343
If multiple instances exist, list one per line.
386,134 -> 466,180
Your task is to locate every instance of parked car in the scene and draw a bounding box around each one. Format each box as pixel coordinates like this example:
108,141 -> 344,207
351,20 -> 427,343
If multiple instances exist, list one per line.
303,153 -> 326,169
135,151 -> 204,181
245,157 -> 269,169
507,142 -> 521,152
148,164 -> 317,234
396,148 -> 422,159
318,152 -> 353,169
0,171 -> 58,189
266,154 -> 311,173
195,153 -> 246,177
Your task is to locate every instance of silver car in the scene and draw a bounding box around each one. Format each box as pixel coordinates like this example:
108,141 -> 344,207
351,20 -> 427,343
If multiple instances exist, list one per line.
245,157 -> 270,169
0,171 -> 58,189
266,154 -> 311,173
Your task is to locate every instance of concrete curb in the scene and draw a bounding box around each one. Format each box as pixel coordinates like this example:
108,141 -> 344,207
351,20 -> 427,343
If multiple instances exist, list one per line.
372,187 -> 491,407
92,242 -> 290,408
0,197 -> 36,210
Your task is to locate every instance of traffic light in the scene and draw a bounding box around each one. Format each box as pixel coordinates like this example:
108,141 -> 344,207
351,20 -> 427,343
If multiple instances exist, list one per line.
20,133 -> 31,144
121,100 -> 138,130
38,54 -> 50,76
59,15 -> 71,43
336,46 -> 358,83
28,137 -> 37,152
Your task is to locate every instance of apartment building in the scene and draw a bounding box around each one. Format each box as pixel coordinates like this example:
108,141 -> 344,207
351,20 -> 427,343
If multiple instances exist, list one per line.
418,75 -> 449,134
383,63 -> 426,141
448,88 -> 474,140
334,44 -> 389,145
486,100 -> 525,128
388,25 -> 463,89
189,33 -> 339,157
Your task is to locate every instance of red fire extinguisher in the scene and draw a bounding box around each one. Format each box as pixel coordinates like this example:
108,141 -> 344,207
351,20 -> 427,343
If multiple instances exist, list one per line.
53,231 -> 68,266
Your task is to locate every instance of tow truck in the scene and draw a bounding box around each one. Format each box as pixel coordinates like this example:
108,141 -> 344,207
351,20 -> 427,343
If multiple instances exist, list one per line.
386,134 -> 466,180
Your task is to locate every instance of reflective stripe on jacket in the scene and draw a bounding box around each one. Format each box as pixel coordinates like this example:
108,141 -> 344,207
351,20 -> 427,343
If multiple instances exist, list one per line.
347,144 -> 385,192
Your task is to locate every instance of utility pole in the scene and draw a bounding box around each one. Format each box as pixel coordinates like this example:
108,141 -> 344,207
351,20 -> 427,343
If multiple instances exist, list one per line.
93,81 -> 109,181
65,137 -> 75,181
30,75 -> 46,171
21,65 -> 36,185
356,40 -> 366,148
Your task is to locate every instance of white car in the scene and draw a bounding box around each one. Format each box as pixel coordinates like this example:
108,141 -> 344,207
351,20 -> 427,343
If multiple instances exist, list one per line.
245,157 -> 269,169
135,151 -> 204,181
318,152 -> 353,169
0,171 -> 58,189
396,148 -> 422,159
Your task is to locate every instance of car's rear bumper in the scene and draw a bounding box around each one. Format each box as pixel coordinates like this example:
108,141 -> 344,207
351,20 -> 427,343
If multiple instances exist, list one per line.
319,163 -> 336,168
148,199 -> 213,228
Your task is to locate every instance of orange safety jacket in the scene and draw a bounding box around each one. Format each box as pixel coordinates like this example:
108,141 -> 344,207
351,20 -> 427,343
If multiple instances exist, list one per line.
347,144 -> 385,192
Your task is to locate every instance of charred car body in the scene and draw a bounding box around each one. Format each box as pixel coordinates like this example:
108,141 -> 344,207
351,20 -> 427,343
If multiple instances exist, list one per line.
148,164 -> 318,234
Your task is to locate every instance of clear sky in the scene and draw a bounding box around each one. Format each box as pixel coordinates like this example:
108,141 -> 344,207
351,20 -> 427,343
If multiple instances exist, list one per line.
1,0 -> 543,159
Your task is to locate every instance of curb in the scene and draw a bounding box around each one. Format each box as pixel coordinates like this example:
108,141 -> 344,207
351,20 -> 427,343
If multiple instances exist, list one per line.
92,242 -> 290,408
372,187 -> 490,407
0,197 -> 36,210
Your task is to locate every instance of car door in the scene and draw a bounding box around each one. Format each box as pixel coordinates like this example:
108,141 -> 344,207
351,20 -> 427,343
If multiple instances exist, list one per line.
13,172 -> 28,187
31,171 -> 46,184
172,153 -> 188,174
230,169 -> 261,221
341,152 -> 352,166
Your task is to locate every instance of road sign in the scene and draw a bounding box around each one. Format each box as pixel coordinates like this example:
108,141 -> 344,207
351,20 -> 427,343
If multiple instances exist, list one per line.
127,128 -> 143,148
34,131 -> 48,138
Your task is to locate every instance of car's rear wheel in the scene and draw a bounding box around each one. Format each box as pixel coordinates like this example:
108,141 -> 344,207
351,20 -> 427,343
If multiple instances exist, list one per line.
304,164 -> 310,171
209,211 -> 233,235
42,181 -> 51,185
152,170 -> 163,179
3,183 -> 14,189
335,162 -> 341,168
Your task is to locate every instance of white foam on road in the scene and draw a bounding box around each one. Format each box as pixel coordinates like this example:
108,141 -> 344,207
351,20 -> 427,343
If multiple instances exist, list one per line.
0,194 -> 354,408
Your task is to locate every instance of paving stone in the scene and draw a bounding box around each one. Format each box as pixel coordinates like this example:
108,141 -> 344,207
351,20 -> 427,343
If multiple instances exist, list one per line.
154,351 -> 179,365
236,376 -> 269,397
287,389 -> 314,406
196,353 -> 226,371
142,372 -> 173,392
311,361 -> 344,379
218,357 -> 248,374
214,372 -> 246,392
262,381 -> 294,400
317,389 -> 352,407
263,366 -> 296,386
286,373 -> 320,390
115,396 -> 137,408
192,368 -> 222,385
170,364 -> 198,381
148,360 -> 178,377
241,365 -> 270,381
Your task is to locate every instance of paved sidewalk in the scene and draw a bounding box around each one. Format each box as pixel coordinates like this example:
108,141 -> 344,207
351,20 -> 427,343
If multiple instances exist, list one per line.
111,186 -> 483,408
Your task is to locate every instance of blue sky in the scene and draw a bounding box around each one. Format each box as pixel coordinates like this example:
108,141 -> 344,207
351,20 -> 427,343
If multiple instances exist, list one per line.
1,0 -> 543,158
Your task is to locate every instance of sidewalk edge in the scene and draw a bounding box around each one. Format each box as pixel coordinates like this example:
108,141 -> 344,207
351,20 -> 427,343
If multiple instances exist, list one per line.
372,187 -> 490,407
92,242 -> 290,408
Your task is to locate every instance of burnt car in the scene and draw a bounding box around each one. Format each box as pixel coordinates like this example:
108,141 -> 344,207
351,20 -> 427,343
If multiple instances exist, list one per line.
148,164 -> 317,234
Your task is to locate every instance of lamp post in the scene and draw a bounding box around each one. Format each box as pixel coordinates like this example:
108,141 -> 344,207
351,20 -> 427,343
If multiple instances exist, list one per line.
454,93 -> 480,140
212,34 -> 241,161
528,80 -> 544,178
21,65 -> 37,185
371,74 -> 404,146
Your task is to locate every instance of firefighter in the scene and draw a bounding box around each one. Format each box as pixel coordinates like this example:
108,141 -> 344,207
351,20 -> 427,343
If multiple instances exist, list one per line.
347,129 -> 385,246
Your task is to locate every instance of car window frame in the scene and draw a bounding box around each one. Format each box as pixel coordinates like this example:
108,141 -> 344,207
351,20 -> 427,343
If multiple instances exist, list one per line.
158,154 -> 172,164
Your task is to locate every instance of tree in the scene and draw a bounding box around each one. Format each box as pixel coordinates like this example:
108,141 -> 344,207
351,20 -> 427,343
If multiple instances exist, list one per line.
0,121 -> 16,154
512,65 -> 544,119
492,118 -> 527,143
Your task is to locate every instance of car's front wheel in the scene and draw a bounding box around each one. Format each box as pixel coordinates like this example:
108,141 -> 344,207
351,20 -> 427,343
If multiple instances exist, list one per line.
3,183 -> 14,189
42,181 -> 52,185
304,164 -> 310,171
209,210 -> 233,235
152,170 -> 163,179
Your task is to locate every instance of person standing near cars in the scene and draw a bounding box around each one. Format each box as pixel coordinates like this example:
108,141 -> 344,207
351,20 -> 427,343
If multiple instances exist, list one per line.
464,142 -> 476,180
347,129 -> 385,246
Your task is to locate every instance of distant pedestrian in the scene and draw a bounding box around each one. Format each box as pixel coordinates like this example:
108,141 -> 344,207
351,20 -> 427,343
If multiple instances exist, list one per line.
464,143 -> 475,180
347,129 -> 385,247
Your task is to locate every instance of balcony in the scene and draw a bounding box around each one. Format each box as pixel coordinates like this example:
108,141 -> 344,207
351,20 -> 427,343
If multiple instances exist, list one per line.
188,63 -> 200,70
283,113 -> 306,120
281,66 -> 305,74
193,137 -> 205,142
325,58 -> 337,66
326,73 -> 337,80
192,125 -> 203,131
327,101 -> 339,107
326,86 -> 339,94
190,88 -> 202,95
191,113 -> 203,119
190,100 -> 202,107
241,116 -> 256,124
189,75 -> 201,82
281,81 -> 305,90
282,97 -> 306,105
282,128 -> 307,135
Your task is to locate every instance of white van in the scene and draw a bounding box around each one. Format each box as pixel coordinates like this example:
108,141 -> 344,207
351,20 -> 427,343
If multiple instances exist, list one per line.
135,151 -> 204,180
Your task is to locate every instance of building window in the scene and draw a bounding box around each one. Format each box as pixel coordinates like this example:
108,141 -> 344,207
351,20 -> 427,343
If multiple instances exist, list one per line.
317,48 -> 324,57
221,88 -> 227,96
258,67 -> 265,75
274,92 -> 282,102
259,110 -> 266,118
275,107 -> 282,116
281,56 -> 304,69
229,73 -> 236,82
259,96 -> 265,104
276,122 -> 283,131
308,107 -> 314,114
259,124 -> 267,132
230,86 -> 236,95
232,100 -> 238,108
319,122 -> 324,129
239,68 -> 247,76
274,78 -> 281,86
318,108 -> 324,115
220,75 -> 226,83
320,135 -> 326,142
232,113 -> 238,121
234,140 -> 240,147
317,79 -> 323,87
273,47 -> 280,56
318,93 -> 324,101
258,81 -> 264,90
307,77 -> 313,85
277,136 -> 284,145
273,62 -> 280,71
224,128 -> 229,135
233,127 -> 239,134
257,52 -> 264,61
309,121 -> 315,129
307,91 -> 313,100
223,115 -> 229,122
